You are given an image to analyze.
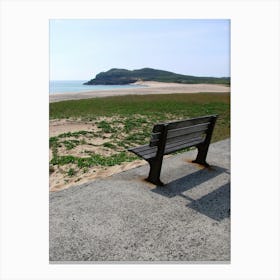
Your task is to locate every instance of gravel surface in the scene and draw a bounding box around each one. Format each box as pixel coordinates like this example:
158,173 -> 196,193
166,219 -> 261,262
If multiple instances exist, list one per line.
49,139 -> 230,262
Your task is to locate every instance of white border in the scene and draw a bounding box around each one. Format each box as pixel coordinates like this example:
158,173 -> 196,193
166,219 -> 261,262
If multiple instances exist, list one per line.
1,0 -> 279,279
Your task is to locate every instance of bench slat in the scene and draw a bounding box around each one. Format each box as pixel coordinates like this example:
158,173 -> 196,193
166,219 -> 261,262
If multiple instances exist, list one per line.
165,115 -> 215,130
136,147 -> 157,157
165,135 -> 204,150
153,115 -> 214,130
164,137 -> 204,155
166,131 -> 205,145
130,148 -> 157,160
167,122 -> 210,139
128,145 -> 157,159
141,152 -> 157,160
128,144 -> 152,153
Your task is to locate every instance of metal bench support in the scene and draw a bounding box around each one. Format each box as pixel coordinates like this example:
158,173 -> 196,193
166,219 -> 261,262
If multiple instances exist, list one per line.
192,116 -> 217,167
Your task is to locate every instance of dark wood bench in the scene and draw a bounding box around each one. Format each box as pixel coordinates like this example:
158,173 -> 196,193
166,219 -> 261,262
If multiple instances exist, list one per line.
128,115 -> 218,186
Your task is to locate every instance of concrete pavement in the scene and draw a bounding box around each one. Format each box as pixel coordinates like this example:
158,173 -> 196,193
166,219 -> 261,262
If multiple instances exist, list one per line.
49,139 -> 230,262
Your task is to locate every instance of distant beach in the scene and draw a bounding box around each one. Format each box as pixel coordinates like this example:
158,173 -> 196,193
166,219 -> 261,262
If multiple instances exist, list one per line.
49,80 -> 147,94
49,81 -> 230,103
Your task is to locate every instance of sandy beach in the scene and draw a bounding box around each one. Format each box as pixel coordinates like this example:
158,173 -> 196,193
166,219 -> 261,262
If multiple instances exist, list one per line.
49,81 -> 230,103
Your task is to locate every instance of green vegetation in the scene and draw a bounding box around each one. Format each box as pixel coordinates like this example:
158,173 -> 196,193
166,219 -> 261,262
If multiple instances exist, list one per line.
49,92 -> 230,175
97,120 -> 117,133
50,134 -> 92,151
83,68 -> 230,85
50,92 -> 230,120
67,168 -> 76,177
51,152 -> 137,168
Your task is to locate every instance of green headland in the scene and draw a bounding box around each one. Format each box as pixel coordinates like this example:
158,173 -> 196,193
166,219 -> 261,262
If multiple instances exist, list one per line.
83,68 -> 230,86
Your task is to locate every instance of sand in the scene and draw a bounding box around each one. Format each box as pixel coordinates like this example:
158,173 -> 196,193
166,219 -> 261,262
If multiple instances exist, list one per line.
49,159 -> 147,192
49,118 -> 148,192
49,81 -> 230,103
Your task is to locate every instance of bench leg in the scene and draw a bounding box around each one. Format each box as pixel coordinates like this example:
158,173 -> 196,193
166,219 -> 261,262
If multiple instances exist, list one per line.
193,115 -> 217,167
192,145 -> 210,167
146,158 -> 164,186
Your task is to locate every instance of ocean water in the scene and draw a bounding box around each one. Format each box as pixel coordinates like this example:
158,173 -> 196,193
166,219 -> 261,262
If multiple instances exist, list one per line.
49,80 -> 146,94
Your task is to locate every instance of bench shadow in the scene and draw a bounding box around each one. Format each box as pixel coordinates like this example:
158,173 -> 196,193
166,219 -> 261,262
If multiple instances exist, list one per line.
151,166 -> 230,221
181,183 -> 230,221
152,165 -> 227,197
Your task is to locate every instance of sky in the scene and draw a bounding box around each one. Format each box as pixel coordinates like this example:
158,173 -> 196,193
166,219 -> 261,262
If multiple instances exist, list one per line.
50,19 -> 230,80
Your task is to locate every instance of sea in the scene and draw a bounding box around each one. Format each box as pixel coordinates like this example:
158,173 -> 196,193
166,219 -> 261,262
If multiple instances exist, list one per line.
49,80 -> 147,94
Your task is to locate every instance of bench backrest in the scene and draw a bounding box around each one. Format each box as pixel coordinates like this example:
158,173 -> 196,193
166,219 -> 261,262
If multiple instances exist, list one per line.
149,115 -> 217,156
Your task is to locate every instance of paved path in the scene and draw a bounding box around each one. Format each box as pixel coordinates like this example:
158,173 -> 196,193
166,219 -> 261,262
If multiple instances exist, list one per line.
49,139 -> 230,262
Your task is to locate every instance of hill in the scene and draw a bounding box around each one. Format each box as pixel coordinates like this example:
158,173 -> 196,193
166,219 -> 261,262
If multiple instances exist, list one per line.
83,68 -> 230,85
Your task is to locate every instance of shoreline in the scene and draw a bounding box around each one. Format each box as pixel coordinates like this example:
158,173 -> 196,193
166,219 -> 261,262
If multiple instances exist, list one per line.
49,81 -> 230,103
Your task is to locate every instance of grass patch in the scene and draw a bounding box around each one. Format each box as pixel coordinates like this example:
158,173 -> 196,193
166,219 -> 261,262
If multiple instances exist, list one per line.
67,168 -> 76,177
62,139 -> 80,150
50,92 -> 230,120
57,130 -> 92,138
97,120 -> 117,133
51,152 -> 137,168
103,142 -> 117,149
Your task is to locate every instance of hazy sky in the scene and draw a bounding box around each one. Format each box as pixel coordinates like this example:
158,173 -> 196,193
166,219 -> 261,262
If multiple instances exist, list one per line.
50,19 -> 230,80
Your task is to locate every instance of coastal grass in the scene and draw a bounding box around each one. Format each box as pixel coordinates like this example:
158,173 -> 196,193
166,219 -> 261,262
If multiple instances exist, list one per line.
50,92 -> 229,120
49,92 -> 230,175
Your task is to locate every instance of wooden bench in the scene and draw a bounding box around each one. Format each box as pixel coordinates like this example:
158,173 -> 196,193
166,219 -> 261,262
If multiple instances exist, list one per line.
128,115 -> 218,186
